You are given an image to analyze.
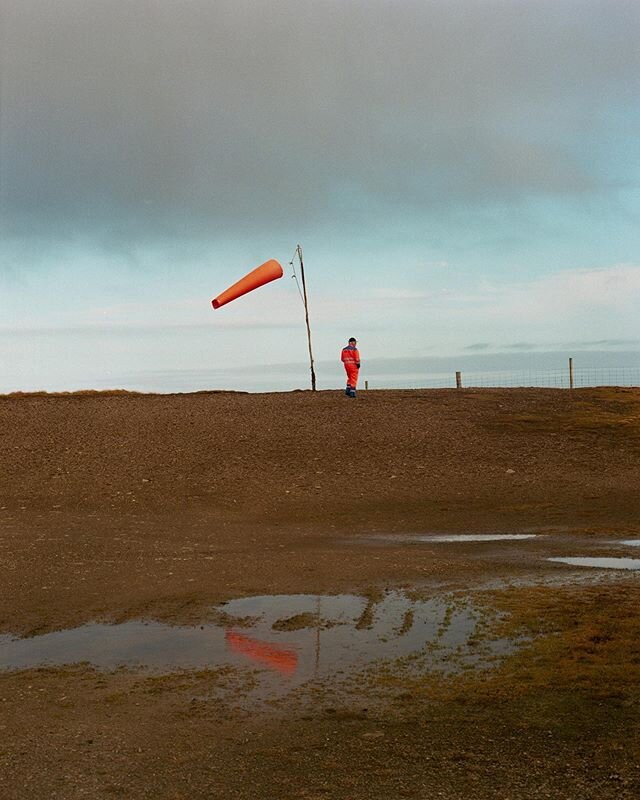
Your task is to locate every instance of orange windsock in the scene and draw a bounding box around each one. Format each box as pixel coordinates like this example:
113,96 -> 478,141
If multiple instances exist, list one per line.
212,259 -> 284,309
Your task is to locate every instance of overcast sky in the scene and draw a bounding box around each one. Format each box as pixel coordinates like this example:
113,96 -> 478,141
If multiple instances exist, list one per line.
1,0 -> 639,391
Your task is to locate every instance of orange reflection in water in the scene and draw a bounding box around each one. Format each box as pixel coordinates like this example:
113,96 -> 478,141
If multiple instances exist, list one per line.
225,630 -> 298,676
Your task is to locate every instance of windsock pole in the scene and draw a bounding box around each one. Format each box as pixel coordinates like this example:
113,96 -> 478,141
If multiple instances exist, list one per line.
295,244 -> 317,392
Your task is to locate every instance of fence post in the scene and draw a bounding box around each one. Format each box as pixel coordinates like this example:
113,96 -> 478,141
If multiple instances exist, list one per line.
365,380 -> 369,390
569,357 -> 574,390
455,371 -> 462,389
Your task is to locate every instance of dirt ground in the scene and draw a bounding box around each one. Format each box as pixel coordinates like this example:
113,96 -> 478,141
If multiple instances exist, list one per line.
1,387 -> 640,798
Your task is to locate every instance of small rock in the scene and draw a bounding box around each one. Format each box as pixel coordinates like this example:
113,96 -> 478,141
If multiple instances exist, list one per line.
506,468 -> 516,474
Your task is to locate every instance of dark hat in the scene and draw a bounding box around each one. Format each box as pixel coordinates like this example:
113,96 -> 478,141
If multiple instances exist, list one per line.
348,337 -> 357,343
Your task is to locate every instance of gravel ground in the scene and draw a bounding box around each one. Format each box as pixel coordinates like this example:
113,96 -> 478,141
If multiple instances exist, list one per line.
1,387 -> 639,798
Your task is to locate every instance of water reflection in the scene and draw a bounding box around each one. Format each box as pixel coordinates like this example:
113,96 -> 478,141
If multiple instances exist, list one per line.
225,630 -> 298,676
419,534 -> 537,543
548,557 -> 640,570
0,592 -> 513,692
374,534 -> 538,544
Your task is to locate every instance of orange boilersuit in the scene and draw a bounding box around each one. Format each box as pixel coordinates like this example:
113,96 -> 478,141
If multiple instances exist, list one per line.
341,344 -> 360,388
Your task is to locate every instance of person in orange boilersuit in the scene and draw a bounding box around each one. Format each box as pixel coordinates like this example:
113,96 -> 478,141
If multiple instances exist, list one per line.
341,337 -> 361,398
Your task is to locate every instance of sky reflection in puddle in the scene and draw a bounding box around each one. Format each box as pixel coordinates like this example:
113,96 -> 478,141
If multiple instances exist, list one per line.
548,557 -> 640,570
394,534 -> 538,543
0,592 -> 510,689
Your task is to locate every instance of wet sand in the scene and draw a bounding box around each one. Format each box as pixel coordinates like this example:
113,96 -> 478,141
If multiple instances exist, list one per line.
1,388 -> 639,798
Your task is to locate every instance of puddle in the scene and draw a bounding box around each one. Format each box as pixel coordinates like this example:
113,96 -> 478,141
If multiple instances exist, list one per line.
620,540 -> 640,547
0,592 -> 514,695
390,534 -> 539,544
548,557 -> 640,571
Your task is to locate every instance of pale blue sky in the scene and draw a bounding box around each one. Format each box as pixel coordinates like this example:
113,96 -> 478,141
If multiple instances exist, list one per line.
1,0 -> 639,391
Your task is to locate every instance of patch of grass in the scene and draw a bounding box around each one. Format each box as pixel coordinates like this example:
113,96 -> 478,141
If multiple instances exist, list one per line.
481,583 -> 640,698
355,588 -> 386,631
494,390 -> 640,441
0,389 -> 146,398
272,612 -> 319,631
378,582 -> 640,713
0,389 -> 246,399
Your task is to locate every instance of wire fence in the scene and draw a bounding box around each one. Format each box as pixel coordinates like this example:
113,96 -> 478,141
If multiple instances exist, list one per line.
364,366 -> 640,390
467,367 -> 639,389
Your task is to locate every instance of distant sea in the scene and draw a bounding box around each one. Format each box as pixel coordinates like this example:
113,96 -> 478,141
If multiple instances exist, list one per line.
91,350 -> 640,394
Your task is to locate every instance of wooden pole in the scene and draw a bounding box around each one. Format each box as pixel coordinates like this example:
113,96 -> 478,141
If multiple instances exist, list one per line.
365,380 -> 369,390
296,244 -> 317,392
569,357 -> 574,390
456,371 -> 462,389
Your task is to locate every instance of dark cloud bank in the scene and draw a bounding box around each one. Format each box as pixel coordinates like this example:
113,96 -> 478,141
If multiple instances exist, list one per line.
1,0 -> 638,250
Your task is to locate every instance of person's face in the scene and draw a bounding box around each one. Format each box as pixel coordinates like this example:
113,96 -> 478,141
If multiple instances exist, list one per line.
350,340 -> 357,347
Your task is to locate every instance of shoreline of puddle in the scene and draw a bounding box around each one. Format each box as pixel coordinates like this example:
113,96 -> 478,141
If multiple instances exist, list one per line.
0,589 -> 518,702
365,533 -> 640,564
3,532 -> 639,701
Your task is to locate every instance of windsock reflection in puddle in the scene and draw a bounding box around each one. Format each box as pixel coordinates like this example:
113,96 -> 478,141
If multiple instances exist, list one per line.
225,630 -> 298,676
